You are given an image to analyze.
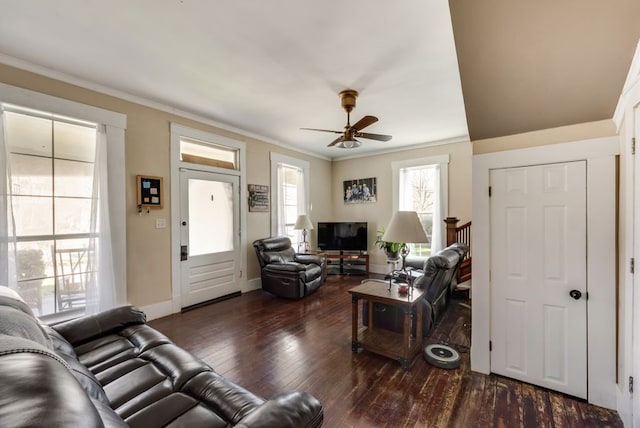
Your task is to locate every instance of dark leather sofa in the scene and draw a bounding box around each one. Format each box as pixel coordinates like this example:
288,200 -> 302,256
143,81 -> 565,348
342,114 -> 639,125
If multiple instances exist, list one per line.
363,243 -> 468,336
0,285 -> 323,428
253,236 -> 326,299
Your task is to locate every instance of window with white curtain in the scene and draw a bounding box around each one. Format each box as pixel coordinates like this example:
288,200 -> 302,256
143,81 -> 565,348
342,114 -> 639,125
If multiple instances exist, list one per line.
0,98 -> 123,319
393,155 -> 449,257
270,153 -> 309,249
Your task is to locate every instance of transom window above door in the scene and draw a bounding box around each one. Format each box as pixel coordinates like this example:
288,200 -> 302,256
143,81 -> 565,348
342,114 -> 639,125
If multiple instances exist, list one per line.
180,137 -> 239,170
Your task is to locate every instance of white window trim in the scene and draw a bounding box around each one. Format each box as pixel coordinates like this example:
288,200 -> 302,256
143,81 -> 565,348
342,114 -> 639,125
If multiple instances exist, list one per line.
269,152 -> 310,236
0,83 -> 127,309
170,123 -> 247,313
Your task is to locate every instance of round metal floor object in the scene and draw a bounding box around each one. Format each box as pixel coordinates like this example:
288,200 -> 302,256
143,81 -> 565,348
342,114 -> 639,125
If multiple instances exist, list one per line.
423,343 -> 461,369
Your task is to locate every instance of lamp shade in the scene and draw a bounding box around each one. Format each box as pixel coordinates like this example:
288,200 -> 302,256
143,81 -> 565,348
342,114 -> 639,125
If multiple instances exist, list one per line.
382,211 -> 428,244
294,214 -> 314,230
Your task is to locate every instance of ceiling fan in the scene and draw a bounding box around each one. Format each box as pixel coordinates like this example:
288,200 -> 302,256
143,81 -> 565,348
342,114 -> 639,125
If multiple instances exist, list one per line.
301,89 -> 392,148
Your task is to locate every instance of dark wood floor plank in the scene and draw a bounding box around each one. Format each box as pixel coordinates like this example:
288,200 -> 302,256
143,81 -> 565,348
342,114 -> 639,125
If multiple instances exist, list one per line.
149,275 -> 622,427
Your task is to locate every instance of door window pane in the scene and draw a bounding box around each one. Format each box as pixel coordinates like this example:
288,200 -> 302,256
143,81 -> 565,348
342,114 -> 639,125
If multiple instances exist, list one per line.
188,179 -> 234,256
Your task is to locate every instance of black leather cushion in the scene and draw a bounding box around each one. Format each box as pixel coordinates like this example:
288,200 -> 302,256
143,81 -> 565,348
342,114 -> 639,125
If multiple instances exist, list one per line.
263,248 -> 296,264
0,286 -> 35,316
234,392 -> 324,428
0,306 -> 52,349
303,264 -> 322,282
70,324 -> 269,427
53,305 -> 147,346
0,339 -> 108,428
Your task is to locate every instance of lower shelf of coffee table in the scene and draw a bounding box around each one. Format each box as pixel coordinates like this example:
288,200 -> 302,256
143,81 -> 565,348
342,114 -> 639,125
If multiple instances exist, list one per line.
356,326 -> 421,362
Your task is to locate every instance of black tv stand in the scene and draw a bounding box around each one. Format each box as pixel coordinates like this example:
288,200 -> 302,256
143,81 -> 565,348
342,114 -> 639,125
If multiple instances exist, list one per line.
324,251 -> 369,275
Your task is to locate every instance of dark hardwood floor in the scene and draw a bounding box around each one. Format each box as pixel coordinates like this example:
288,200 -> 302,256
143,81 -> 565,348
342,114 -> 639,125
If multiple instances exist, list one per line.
149,275 -> 622,427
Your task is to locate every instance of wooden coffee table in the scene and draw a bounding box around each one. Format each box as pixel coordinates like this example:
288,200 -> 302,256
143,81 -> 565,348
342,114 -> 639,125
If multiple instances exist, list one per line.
349,280 -> 425,369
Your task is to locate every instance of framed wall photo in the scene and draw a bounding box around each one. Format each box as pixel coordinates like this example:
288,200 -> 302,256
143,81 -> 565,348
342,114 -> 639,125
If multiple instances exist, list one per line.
248,184 -> 269,212
344,177 -> 377,204
137,175 -> 163,209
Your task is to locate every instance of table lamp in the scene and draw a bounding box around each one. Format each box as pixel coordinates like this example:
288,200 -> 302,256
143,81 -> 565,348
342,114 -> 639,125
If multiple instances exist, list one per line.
382,211 -> 429,285
294,214 -> 314,253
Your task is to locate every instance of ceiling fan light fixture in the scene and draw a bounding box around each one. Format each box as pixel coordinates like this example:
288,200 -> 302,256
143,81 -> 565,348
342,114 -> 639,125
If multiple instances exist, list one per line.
337,139 -> 361,149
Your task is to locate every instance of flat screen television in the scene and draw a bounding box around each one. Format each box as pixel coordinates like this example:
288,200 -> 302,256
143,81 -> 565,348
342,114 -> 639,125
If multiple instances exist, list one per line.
317,222 -> 368,252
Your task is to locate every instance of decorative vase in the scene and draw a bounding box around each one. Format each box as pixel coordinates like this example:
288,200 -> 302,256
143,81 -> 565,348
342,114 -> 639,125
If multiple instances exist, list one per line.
385,249 -> 400,261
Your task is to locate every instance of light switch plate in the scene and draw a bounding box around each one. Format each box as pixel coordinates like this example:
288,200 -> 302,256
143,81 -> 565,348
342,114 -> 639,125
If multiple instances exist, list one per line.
155,218 -> 167,229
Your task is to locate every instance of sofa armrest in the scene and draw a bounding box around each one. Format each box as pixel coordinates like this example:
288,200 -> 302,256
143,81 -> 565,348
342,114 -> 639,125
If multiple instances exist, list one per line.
235,391 -> 323,428
51,305 -> 147,346
263,262 -> 306,273
294,254 -> 323,266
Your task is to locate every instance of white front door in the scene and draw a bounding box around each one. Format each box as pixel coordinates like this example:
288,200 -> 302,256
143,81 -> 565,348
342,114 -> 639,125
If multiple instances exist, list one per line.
180,169 -> 240,308
490,161 -> 587,398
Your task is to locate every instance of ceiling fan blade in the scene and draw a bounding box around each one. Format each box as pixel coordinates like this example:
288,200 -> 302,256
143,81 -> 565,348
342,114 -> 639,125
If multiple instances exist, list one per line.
327,136 -> 344,147
301,127 -> 343,134
351,115 -> 378,131
356,132 -> 393,142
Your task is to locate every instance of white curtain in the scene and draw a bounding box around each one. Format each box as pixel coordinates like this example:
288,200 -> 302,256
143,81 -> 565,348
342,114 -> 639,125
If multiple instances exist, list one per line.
0,110 -> 17,289
85,125 -> 115,314
276,163 -> 286,236
431,164 -> 445,253
295,166 -> 306,246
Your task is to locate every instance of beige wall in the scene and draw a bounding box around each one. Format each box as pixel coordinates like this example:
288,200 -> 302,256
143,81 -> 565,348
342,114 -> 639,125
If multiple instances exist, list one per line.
331,142 -> 473,267
0,63 -> 332,308
472,119 -> 617,154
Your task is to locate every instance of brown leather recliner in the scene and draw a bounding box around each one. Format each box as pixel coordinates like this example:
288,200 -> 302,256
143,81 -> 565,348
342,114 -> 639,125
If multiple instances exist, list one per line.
253,236 -> 326,299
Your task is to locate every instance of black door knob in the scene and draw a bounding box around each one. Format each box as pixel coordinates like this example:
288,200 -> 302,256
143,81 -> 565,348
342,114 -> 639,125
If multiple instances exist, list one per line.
569,289 -> 582,300
182,221 -> 187,226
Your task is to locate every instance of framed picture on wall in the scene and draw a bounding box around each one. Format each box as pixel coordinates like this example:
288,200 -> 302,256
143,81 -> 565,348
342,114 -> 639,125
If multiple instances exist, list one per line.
344,177 -> 377,204
248,184 -> 269,212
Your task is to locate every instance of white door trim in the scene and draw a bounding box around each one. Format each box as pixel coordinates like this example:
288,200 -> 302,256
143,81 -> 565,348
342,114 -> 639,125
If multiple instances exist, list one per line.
472,136 -> 618,409
170,124 -> 247,314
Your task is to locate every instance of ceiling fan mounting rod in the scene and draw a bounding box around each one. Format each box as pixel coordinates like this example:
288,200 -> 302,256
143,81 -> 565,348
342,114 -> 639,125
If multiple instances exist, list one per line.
339,89 -> 358,113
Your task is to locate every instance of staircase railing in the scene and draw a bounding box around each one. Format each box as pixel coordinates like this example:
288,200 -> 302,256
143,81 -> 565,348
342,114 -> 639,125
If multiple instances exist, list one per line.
444,217 -> 471,282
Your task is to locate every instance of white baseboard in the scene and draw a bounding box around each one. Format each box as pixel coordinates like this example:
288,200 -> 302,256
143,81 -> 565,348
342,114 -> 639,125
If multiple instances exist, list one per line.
243,277 -> 261,293
140,279 -> 263,321
139,300 -> 175,321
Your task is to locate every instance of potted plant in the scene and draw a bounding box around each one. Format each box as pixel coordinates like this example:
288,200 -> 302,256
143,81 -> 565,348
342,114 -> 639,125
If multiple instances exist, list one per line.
374,227 -> 401,260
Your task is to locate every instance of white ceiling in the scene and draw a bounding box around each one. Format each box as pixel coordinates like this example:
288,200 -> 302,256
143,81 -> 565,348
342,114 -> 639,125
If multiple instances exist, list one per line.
0,1 -> 469,159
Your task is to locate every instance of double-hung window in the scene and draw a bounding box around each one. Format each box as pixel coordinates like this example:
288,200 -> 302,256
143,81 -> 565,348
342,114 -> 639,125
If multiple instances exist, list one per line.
3,108 -> 97,317
270,153 -> 309,250
393,155 -> 449,256
0,87 -> 125,320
